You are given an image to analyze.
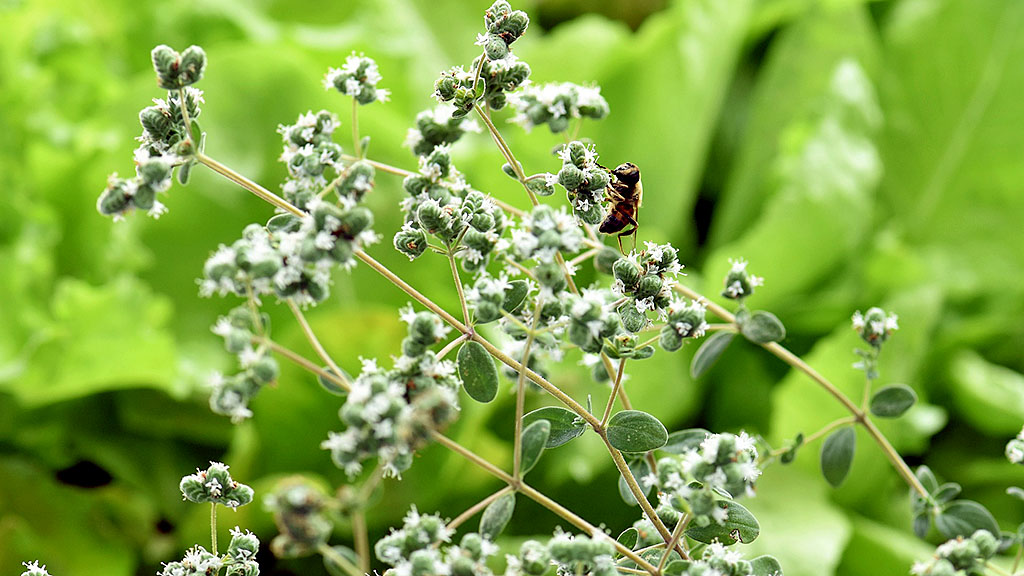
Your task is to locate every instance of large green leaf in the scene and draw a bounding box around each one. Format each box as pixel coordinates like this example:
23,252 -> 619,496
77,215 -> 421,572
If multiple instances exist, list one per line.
0,277 -> 179,407
947,350 -> 1024,436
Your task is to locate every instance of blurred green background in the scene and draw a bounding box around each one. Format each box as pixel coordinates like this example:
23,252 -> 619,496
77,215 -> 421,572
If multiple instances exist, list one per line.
2,0 -> 1024,574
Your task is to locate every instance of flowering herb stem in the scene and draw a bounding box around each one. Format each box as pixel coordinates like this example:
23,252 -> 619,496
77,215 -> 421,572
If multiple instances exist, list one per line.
670,282 -> 930,499
436,334 -> 470,360
340,154 -> 414,177
352,510 -> 370,573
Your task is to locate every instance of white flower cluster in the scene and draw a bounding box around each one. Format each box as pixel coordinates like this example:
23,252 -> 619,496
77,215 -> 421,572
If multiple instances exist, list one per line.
1006,426 -> 1024,464
324,53 -> 391,104
649,431 -> 762,528
509,204 -> 583,264
374,508 -> 499,576
404,104 -> 481,157
277,109 -> 346,210
509,82 -> 609,133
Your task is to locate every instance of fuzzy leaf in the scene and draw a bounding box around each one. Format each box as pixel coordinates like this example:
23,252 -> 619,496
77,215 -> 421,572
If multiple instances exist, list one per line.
685,498 -> 760,544
935,500 -> 1000,539
740,311 -> 786,344
457,341 -> 499,403
690,331 -> 735,378
522,406 -> 587,448
479,492 -> 516,540
502,280 -> 529,314
606,410 -> 668,453
869,384 -> 918,418
519,419 -> 550,476
820,427 -> 856,487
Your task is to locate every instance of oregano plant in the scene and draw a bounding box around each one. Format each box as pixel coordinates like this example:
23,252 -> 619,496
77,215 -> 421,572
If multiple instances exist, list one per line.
17,2 -> 1023,576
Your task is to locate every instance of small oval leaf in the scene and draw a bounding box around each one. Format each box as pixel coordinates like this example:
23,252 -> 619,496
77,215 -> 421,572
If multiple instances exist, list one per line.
458,341 -> 499,403
690,332 -> 735,378
913,512 -> 931,539
479,492 -> 516,540
317,367 -> 351,396
616,527 -> 638,552
740,311 -> 786,344
821,427 -> 856,488
661,428 -> 710,454
685,499 -> 760,545
502,280 -> 529,314
935,500 -> 1000,539
522,406 -> 587,448
869,384 -> 918,418
519,420 -> 550,476
749,555 -> 784,576
607,410 -> 668,453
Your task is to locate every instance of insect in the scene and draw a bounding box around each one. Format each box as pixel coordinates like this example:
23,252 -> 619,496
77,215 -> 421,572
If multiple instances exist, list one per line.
599,162 -> 642,254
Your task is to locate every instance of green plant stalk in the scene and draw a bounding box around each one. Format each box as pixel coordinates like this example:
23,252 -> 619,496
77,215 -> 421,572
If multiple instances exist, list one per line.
352,510 -> 370,574
210,503 -> 218,554
600,358 -> 627,428
351,98 -> 363,158
340,154 -> 413,177
602,434 -> 687,559
446,246 -> 472,327
318,542 -> 363,576
670,282 -> 930,499
288,299 -> 350,389
196,152 -> 305,217
514,296 -> 544,482
437,334 -> 470,360
262,337 -> 348,390
769,415 -> 857,459
657,514 -> 690,573
446,486 -> 514,531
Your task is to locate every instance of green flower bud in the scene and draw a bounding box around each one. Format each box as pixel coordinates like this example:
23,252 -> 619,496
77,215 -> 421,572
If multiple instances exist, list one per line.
179,46 -> 207,86
97,177 -> 132,216
132,184 -> 156,210
250,356 -> 280,384
338,206 -> 373,239
566,141 -> 589,168
526,177 -> 555,197
618,301 -> 647,333
179,462 -> 254,509
402,338 -> 428,358
971,530 -> 998,558
535,261 -> 567,291
558,164 -> 584,190
852,306 -> 899,347
394,226 -> 428,260
417,201 -> 446,233
139,106 -> 173,141
470,212 -> 494,232
225,328 -> 251,354
635,274 -> 663,299
434,74 -> 459,101
576,202 -> 605,226
585,167 -> 610,191
612,258 -> 641,290
474,301 -> 501,324
226,527 -> 260,560
484,34 -> 509,60
449,557 -> 475,576
519,540 -> 551,576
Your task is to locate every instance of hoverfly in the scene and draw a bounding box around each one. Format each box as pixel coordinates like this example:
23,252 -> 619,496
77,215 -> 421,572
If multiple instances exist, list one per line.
598,162 -> 642,254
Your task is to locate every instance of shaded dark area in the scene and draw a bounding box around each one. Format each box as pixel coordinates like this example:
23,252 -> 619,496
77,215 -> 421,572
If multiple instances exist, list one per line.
55,459 -> 113,488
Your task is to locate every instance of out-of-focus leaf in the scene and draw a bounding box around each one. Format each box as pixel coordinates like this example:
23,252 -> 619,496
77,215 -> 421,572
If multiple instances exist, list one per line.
869,384 -> 918,418
704,57 -> 881,311
0,277 -> 179,407
690,332 -> 734,378
935,500 -> 1000,539
713,5 -> 878,248
821,427 -> 856,488
947,350 -> 1024,436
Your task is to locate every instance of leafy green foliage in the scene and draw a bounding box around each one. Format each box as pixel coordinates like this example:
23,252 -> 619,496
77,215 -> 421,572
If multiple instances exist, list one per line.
820,427 -> 856,488
606,410 -> 668,453
457,341 -> 499,403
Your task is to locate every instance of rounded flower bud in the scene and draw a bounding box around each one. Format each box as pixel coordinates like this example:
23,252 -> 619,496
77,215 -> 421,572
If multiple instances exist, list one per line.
585,167 -> 610,191
971,530 -> 998,558
535,261 -> 566,292
250,356 -> 280,384
483,34 -> 509,60
558,164 -> 585,190
612,258 -> 641,290
618,301 -> 647,333
519,540 -> 551,576
394,226 -> 428,260
851,306 -> 899,347
635,274 -> 663,299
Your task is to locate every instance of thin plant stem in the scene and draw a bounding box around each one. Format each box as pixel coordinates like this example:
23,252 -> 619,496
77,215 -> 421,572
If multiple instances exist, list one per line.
178,88 -> 196,147
770,415 -> 857,458
670,281 -> 931,499
569,248 -> 599,267
657,515 -> 690,573
196,152 -> 305,217
514,296 -> 544,482
437,334 -> 470,360
600,358 -> 627,428
472,103 -> 538,206
430,431 -> 513,484
504,256 -> 538,281
357,464 -> 386,502
210,503 -> 218,554
1011,542 -> 1023,575
555,251 -> 580,295
288,299 -> 350,389
318,542 -> 364,576
261,338 -> 350,392
351,98 -> 363,158
516,482 -> 660,575
446,247 -> 472,327
602,434 -> 687,559
340,154 -> 414,177
446,486 -> 514,531
352,510 -> 370,574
